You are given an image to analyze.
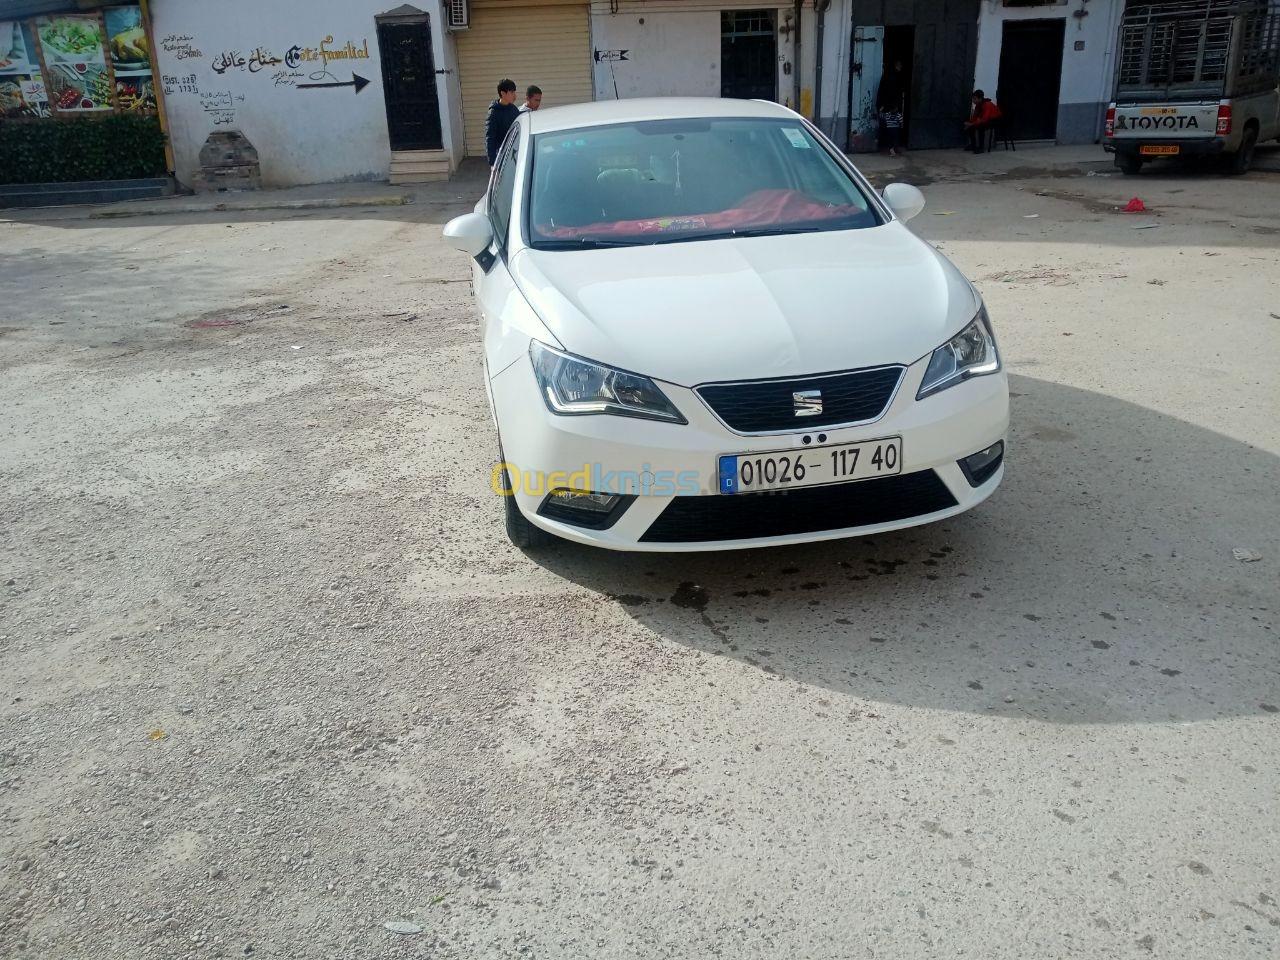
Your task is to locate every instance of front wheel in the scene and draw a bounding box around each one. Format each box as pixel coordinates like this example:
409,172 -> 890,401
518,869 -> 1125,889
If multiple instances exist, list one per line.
1228,128 -> 1258,175
1117,155 -> 1144,176
499,464 -> 552,549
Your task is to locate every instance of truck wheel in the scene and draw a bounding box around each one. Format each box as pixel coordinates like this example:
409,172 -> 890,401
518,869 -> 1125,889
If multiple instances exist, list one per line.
1228,128 -> 1258,175
1117,155 -> 1144,175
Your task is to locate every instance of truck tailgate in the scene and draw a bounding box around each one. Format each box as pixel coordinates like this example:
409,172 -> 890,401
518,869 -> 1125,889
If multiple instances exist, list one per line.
1112,103 -> 1219,139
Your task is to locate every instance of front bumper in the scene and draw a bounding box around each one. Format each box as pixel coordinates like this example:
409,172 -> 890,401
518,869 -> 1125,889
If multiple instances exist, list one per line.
1105,137 -> 1227,157
491,353 -> 1009,551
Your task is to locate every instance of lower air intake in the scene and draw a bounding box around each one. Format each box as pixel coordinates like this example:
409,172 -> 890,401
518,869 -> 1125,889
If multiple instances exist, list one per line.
640,470 -> 958,543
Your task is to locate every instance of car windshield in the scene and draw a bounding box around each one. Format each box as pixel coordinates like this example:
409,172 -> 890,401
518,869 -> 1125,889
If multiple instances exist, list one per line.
526,117 -> 881,248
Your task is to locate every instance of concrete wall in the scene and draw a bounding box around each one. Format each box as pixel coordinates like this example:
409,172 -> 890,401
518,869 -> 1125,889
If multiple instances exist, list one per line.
588,1 -> 803,111
972,0 -> 1122,144
437,9 -> 465,167
590,10 -> 722,99
797,4 -> 818,120
813,2 -> 851,141
151,0 -> 462,187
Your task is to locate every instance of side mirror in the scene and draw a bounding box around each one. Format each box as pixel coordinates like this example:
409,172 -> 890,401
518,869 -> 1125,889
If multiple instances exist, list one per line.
443,212 -> 494,258
882,182 -> 926,222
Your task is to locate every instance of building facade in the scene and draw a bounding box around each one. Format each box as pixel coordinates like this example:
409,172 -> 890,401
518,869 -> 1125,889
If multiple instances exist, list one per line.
144,0 -> 466,187
816,0 -> 1124,151
973,0 -> 1123,145
587,1 -> 809,111
2,0 -> 1127,193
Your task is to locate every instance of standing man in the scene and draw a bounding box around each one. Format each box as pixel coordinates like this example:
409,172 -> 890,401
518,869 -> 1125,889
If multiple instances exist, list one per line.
521,85 -> 542,113
485,79 -> 520,168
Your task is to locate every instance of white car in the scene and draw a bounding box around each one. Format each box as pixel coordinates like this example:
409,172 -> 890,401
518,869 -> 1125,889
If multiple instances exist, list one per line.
444,97 -> 1008,552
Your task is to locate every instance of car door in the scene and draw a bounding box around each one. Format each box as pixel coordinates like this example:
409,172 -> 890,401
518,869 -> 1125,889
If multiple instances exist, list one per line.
475,122 -> 523,357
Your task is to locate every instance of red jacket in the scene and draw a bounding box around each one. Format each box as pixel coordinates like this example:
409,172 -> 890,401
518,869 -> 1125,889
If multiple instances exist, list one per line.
970,99 -> 1002,125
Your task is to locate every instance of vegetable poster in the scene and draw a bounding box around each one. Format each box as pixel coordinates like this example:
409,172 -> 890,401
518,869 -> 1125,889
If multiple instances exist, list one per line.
34,14 -> 112,114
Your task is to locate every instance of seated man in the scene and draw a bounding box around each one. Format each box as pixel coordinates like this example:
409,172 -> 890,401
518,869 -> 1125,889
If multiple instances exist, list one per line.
963,90 -> 1002,153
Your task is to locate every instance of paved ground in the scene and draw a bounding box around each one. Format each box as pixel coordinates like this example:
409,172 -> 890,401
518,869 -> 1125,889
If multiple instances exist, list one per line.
2,146 -> 1278,960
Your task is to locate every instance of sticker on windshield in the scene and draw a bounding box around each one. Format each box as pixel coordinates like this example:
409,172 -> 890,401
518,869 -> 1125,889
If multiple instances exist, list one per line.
637,216 -> 709,233
782,127 -> 811,149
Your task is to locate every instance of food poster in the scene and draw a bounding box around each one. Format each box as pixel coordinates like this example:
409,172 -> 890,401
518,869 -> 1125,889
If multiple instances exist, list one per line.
104,5 -> 154,113
0,21 -> 50,118
34,14 -> 113,114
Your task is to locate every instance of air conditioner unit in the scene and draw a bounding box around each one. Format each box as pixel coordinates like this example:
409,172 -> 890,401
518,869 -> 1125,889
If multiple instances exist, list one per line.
447,0 -> 470,30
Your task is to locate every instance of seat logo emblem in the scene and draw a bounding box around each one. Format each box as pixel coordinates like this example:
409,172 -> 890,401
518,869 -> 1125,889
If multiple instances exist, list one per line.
793,389 -> 822,417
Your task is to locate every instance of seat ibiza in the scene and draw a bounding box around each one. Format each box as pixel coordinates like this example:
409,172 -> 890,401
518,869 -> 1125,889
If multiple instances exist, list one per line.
444,98 -> 1008,551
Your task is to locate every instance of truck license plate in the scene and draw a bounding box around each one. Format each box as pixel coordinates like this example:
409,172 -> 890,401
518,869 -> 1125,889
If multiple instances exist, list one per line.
1140,145 -> 1180,156
718,437 -> 903,495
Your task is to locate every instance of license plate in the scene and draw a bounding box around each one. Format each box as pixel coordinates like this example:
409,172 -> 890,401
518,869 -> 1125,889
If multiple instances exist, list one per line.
718,437 -> 903,495
1140,145 -> 1180,156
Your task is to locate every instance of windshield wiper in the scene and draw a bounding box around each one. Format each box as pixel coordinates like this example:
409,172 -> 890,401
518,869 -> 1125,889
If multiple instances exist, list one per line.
728,226 -> 828,238
532,237 -> 638,250
533,226 -> 835,250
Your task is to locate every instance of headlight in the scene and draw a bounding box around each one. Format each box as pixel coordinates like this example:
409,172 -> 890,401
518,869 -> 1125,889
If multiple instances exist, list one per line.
916,308 -> 1001,400
529,341 -> 687,424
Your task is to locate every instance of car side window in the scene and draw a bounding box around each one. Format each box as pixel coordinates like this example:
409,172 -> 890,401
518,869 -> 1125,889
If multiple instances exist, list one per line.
488,124 -> 520,250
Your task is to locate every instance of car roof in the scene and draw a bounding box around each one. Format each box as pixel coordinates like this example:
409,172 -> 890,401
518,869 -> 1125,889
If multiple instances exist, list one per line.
526,97 -> 797,134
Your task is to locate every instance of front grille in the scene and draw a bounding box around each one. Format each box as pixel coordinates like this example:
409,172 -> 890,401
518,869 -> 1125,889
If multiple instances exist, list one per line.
696,366 -> 904,434
640,470 -> 958,543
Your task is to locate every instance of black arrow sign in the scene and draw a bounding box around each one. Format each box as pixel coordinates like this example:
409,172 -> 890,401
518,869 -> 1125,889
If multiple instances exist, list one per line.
593,49 -> 629,62
297,72 -> 370,94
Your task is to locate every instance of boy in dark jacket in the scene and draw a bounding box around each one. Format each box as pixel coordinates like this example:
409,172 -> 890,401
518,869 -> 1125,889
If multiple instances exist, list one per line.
485,79 -> 520,168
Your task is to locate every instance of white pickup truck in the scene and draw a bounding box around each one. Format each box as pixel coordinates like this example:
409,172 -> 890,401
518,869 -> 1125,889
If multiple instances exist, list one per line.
1104,0 -> 1280,175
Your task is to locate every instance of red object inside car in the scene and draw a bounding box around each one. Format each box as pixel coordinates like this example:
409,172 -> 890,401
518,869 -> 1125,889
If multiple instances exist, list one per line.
536,189 -> 866,240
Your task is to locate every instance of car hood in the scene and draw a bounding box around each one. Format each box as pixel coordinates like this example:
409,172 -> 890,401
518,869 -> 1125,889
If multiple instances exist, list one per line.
509,222 -> 979,386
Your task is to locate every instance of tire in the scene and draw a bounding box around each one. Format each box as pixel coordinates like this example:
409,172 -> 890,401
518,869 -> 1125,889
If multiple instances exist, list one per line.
499,464 -> 552,549
1117,155 -> 1144,175
1228,127 -> 1258,175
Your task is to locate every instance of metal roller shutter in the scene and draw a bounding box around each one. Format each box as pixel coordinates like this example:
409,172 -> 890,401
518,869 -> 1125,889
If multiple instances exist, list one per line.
456,3 -> 594,158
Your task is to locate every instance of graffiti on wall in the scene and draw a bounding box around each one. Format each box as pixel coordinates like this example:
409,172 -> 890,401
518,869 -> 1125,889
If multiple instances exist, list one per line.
287,36 -> 371,83
162,72 -> 199,95
167,33 -> 369,89
211,47 -> 285,74
159,29 -> 375,139
295,72 -> 369,94
160,33 -> 202,60
160,72 -> 242,125
199,89 -> 244,125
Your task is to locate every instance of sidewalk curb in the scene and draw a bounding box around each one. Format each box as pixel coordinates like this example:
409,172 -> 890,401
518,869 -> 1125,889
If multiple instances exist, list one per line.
88,194 -> 413,219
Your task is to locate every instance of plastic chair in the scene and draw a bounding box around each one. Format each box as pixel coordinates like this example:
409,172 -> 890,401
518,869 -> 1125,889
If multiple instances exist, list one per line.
984,116 -> 1015,152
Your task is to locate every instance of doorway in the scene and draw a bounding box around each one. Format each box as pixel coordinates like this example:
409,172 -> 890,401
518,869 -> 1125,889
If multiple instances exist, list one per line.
882,25 -> 914,147
996,19 -> 1065,142
375,14 -> 443,151
721,9 -> 777,100
848,0 -> 979,149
